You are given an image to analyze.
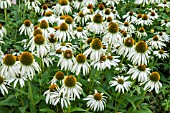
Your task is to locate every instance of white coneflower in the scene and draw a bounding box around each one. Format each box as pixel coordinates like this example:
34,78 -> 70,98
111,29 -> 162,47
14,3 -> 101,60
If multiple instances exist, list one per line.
134,0 -> 149,6
109,75 -> 132,93
38,11 -> 56,25
40,4 -> 53,16
47,33 -> 57,51
38,20 -> 51,38
128,41 -> 150,65
42,56 -> 53,67
87,14 -> 105,34
156,32 -> 170,42
56,23 -> 74,42
1,54 -> 17,78
119,21 -> 136,33
16,52 -> 41,80
55,42 -> 73,52
8,73 -> 27,88
50,71 -> 65,84
158,1 -> 170,8
111,9 -> 121,19
81,4 -> 93,14
115,63 -> 128,72
83,38 -> 105,61
50,89 -> 70,108
55,15 -> 66,26
148,9 -> 158,20
0,75 -> 9,95
161,19 -> 170,27
0,0 -> 11,9
82,37 -> 92,49
118,37 -> 135,57
72,0 -> 84,10
52,0 -> 72,16
44,84 -> 59,104
0,24 -> 7,38
27,34 -> 50,57
142,72 -> 162,93
94,3 -> 105,16
127,64 -> 150,82
136,27 -> 147,38
83,89 -> 107,112
120,30 -> 131,41
123,11 -> 137,23
103,0 -> 120,6
64,16 -> 76,31
74,11 -> 91,26
60,75 -> 83,100
91,55 -> 112,71
106,55 -> 120,67
103,8 -> 114,20
103,22 -> 122,45
135,14 -> 153,26
74,27 -> 88,40
25,0 -> 41,13
147,35 -> 166,49
72,54 -> 90,75
57,50 -> 75,71
19,19 -> 34,36
153,49 -> 169,59
83,0 -> 97,6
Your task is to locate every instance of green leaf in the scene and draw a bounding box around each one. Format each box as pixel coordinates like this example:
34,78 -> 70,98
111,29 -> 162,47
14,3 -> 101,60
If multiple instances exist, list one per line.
0,95 -> 20,106
19,105 -> 28,113
96,87 -> 111,98
40,108 -> 56,113
70,107 -> 87,112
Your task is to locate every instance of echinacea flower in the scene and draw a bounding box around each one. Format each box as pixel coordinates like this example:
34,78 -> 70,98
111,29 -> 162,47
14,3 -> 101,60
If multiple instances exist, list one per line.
40,4 -> 53,16
74,11 -> 91,26
1,54 -> 17,78
74,27 -> 88,40
153,49 -> 169,59
55,23 -> 74,42
142,72 -> 162,93
60,75 -> 83,100
57,49 -> 75,71
147,35 -> 166,49
0,75 -> 9,95
38,11 -> 56,25
123,11 -> 137,23
136,27 -> 147,38
87,14 -> 105,34
0,24 -> 7,38
44,84 -> 59,104
109,75 -> 132,93
84,89 -> 107,112
52,0 -> 72,16
91,55 -> 112,71
19,20 -> 34,36
119,21 -> 136,33
27,34 -> 50,57
135,14 -> 153,26
16,52 -> 41,80
103,22 -> 122,45
128,40 -> 150,65
118,37 -> 135,57
127,64 -> 150,82
83,38 -> 105,61
51,71 -> 65,84
0,0 -> 12,9
50,88 -> 70,108
106,55 -> 120,67
25,0 -> 41,13
72,54 -> 90,75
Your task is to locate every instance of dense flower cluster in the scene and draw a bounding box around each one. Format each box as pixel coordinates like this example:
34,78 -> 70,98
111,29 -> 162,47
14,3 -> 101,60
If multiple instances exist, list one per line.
0,0 -> 169,112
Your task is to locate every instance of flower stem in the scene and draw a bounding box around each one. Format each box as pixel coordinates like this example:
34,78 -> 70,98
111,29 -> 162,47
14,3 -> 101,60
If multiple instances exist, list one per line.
4,8 -> 7,23
28,80 -> 36,113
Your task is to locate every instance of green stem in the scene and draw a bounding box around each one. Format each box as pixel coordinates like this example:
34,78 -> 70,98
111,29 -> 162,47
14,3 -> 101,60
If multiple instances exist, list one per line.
67,104 -> 71,113
28,81 -> 36,113
4,8 -> 7,23
115,92 -> 120,112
